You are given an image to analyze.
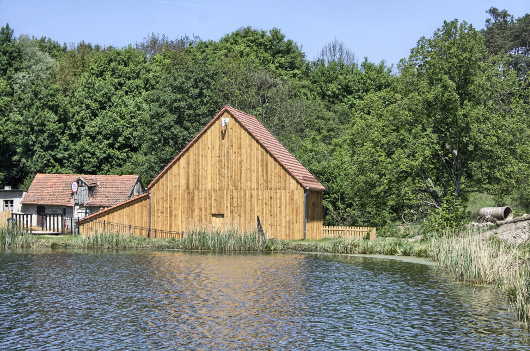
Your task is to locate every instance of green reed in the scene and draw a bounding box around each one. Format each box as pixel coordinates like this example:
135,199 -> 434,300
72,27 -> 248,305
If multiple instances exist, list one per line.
0,226 -> 34,249
69,231 -> 149,249
177,228 -> 269,251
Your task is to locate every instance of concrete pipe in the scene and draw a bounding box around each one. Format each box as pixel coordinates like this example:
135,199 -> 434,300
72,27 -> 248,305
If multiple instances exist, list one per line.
478,207 -> 513,221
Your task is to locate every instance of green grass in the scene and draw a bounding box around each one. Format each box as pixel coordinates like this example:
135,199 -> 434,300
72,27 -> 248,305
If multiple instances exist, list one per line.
466,192 -> 496,219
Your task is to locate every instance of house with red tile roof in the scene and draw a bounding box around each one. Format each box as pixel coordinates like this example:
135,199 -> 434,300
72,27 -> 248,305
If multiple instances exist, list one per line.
21,174 -> 144,226
79,106 -> 325,240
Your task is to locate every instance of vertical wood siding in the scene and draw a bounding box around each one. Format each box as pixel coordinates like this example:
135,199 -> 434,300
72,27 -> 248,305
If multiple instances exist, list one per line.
305,190 -> 323,240
149,111 -> 317,240
79,195 -> 149,237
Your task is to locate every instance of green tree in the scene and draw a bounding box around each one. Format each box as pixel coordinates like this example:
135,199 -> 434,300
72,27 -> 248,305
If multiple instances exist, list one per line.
54,41 -> 101,96
67,47 -> 151,175
347,20 -> 530,228
0,24 -> 22,187
132,58 -> 223,184
135,32 -> 199,59
13,35 -> 57,90
482,8 -> 530,81
307,58 -> 393,111
0,24 -> 22,81
192,27 -> 306,79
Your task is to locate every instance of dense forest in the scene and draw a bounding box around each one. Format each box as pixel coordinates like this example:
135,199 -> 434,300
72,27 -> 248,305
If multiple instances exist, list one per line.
1,7 -> 529,229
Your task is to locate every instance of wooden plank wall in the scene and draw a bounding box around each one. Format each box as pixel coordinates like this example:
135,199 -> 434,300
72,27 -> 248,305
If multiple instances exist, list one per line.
149,111 -> 311,240
0,210 -> 11,227
78,195 -> 149,236
305,190 -> 324,240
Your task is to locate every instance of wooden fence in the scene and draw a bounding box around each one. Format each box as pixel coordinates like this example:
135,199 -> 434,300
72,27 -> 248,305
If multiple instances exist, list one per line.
322,226 -> 376,240
0,210 -> 11,227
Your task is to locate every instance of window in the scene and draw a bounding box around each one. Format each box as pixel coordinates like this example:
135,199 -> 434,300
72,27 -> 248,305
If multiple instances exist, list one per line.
3,200 -> 13,211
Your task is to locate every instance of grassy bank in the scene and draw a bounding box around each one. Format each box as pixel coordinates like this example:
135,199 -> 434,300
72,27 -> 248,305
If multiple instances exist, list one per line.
429,230 -> 530,324
2,226 -> 529,325
12,228 -> 428,255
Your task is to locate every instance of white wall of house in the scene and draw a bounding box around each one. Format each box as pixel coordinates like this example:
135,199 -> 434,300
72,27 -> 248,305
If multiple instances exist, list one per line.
0,187 -> 26,213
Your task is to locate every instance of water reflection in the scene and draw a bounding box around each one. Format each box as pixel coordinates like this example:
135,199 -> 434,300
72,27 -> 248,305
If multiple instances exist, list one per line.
144,252 -> 311,349
0,250 -> 529,350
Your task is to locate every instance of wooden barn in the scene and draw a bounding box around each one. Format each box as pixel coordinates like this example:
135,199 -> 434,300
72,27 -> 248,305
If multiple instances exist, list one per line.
79,106 -> 326,240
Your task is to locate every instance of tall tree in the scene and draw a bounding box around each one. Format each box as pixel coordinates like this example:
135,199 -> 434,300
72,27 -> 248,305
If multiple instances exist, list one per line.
67,47 -> 151,175
317,38 -> 356,66
482,8 -> 530,82
191,27 -> 306,79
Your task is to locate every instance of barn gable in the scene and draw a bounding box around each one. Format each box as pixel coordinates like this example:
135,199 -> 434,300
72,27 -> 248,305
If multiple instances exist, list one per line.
80,106 -> 324,239
149,106 -> 325,191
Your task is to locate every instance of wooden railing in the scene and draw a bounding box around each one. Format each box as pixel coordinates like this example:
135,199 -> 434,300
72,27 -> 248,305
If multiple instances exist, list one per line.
79,219 -> 185,239
8,213 -> 65,233
10,213 -> 33,232
38,214 -> 64,233
322,226 -> 376,240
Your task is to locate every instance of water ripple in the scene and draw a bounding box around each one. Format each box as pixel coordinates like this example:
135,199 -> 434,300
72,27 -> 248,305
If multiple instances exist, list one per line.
1,251 -> 529,350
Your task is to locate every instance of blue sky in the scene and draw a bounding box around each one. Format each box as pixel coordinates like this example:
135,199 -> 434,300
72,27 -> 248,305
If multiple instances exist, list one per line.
1,0 -> 528,67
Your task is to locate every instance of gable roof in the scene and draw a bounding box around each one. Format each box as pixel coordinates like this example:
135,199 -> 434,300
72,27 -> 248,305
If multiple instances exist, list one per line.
149,105 -> 325,191
21,174 -> 142,207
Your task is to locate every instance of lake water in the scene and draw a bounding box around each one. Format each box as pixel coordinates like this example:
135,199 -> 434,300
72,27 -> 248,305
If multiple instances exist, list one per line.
1,250 -> 529,350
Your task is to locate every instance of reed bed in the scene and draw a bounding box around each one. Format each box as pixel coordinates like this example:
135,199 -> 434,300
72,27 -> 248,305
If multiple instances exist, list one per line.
178,228 -> 269,251
0,226 -> 35,249
61,229 -> 429,255
69,231 -> 150,249
66,228 -> 269,251
428,231 -> 530,324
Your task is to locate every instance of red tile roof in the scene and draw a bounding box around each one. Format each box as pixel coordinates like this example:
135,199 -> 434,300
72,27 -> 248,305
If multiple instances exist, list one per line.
21,174 -> 142,207
149,106 -> 325,191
